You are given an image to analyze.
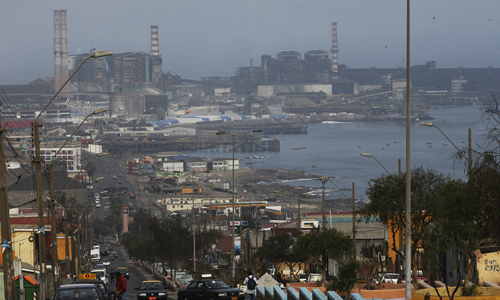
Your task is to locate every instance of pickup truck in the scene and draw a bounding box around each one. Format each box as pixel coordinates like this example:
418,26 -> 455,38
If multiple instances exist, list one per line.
397,269 -> 428,283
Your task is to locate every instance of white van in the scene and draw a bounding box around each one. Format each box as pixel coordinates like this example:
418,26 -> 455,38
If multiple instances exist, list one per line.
90,268 -> 108,285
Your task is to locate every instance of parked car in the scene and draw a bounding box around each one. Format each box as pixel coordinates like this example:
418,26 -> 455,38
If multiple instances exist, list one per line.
136,280 -> 168,300
51,283 -> 105,300
298,273 -> 308,283
373,273 -> 399,284
397,269 -> 428,283
177,278 -> 244,300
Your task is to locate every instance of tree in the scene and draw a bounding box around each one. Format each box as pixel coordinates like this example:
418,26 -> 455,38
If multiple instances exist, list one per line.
257,233 -> 307,282
84,161 -> 96,178
359,167 -> 448,289
327,260 -> 360,300
295,228 -> 352,285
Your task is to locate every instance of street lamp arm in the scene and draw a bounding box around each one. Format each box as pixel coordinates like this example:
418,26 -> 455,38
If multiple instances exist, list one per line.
434,126 -> 462,155
53,108 -> 108,160
63,153 -> 107,191
420,122 -> 462,156
372,156 -> 390,175
360,153 -> 390,175
36,52 -> 112,121
327,179 -> 351,201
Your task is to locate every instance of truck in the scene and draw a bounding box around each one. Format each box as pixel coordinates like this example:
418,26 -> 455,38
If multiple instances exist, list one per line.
214,182 -> 230,192
91,249 -> 100,262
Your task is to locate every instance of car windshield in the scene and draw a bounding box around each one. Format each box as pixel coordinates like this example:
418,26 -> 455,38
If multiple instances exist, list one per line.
54,288 -> 99,300
141,282 -> 164,290
206,280 -> 230,289
91,271 -> 105,278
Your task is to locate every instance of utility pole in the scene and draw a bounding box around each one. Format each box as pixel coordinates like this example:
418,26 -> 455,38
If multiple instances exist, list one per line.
49,165 -> 59,289
352,182 -> 356,260
0,113 -> 15,299
75,214 -> 80,277
320,177 -> 327,229
64,192 -> 71,283
34,121 -> 47,300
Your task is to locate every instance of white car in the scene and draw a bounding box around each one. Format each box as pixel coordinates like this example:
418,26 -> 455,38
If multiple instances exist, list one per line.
102,259 -> 110,266
95,202 -> 101,208
374,273 -> 399,284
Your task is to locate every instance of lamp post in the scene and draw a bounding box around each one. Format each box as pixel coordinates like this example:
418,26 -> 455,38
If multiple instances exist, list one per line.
324,178 -> 357,259
216,129 -> 262,278
319,177 -> 327,229
62,152 -> 107,282
361,153 -> 390,175
404,1 -> 412,297
293,187 -> 303,232
33,51 -> 111,298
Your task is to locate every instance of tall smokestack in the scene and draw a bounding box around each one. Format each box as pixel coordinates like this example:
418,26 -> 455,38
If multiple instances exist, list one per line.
151,25 -> 159,56
54,10 -> 62,94
60,10 -> 70,94
331,22 -> 339,74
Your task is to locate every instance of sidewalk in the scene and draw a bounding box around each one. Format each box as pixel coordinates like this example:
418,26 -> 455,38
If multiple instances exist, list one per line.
117,246 -> 178,300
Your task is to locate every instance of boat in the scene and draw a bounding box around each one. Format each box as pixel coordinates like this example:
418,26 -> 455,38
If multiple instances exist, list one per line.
292,148 -> 300,150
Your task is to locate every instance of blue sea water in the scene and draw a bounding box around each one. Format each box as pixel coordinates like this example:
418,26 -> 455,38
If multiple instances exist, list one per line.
185,105 -> 485,201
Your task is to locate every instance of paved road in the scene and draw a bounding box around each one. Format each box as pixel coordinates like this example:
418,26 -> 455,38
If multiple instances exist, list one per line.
92,157 -> 139,220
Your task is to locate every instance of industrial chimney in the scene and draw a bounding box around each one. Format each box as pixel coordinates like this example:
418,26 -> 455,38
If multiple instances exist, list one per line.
54,10 -> 62,94
54,10 -> 70,95
60,10 -> 69,94
331,22 -> 339,74
151,25 -> 159,56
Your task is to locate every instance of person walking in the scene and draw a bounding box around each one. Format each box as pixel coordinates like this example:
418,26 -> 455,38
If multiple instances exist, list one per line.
243,270 -> 258,300
114,271 -> 127,300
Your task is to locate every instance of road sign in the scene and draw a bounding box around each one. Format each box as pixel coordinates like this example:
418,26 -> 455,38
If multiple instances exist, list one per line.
79,273 -> 96,280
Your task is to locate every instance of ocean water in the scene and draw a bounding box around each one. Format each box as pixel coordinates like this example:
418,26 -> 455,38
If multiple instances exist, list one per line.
185,105 -> 485,201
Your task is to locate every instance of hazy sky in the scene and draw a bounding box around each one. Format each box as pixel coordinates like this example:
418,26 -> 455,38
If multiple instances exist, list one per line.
1,0 -> 500,84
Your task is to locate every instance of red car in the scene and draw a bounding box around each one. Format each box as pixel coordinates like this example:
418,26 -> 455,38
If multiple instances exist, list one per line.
129,193 -> 136,198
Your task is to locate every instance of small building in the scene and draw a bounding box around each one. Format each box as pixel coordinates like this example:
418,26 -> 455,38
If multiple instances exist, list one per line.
208,158 -> 239,171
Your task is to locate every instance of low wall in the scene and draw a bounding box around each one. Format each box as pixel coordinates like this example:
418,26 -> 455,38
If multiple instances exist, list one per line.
413,287 -> 500,300
357,284 -> 408,299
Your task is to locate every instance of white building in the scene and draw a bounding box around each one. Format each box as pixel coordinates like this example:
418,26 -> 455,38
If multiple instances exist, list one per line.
162,161 -> 184,172
210,158 -> 239,171
163,197 -> 233,212
40,145 -> 82,172
185,159 -> 208,172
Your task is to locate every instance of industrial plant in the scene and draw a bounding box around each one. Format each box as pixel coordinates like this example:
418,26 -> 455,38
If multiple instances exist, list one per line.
1,11 -> 499,124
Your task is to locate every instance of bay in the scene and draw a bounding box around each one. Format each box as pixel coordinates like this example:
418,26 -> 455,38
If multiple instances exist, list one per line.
185,105 -> 485,202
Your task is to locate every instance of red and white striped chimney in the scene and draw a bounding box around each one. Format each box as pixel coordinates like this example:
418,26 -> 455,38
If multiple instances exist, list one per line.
331,22 -> 339,73
151,25 -> 159,56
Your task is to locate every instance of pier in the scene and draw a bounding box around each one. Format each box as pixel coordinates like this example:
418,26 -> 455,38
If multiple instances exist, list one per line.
102,139 -> 280,154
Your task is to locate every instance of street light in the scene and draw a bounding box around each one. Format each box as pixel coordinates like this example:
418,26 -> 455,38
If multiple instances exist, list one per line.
361,153 -> 390,175
63,153 -> 108,192
62,152 -> 107,283
293,187 -> 306,232
33,51 -> 111,299
216,129 -> 262,278
52,108 -> 108,160
420,122 -> 462,155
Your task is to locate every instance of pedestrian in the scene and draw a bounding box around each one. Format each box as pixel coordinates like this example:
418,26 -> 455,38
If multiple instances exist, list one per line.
243,270 -> 258,300
110,269 -> 115,284
114,271 -> 127,300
